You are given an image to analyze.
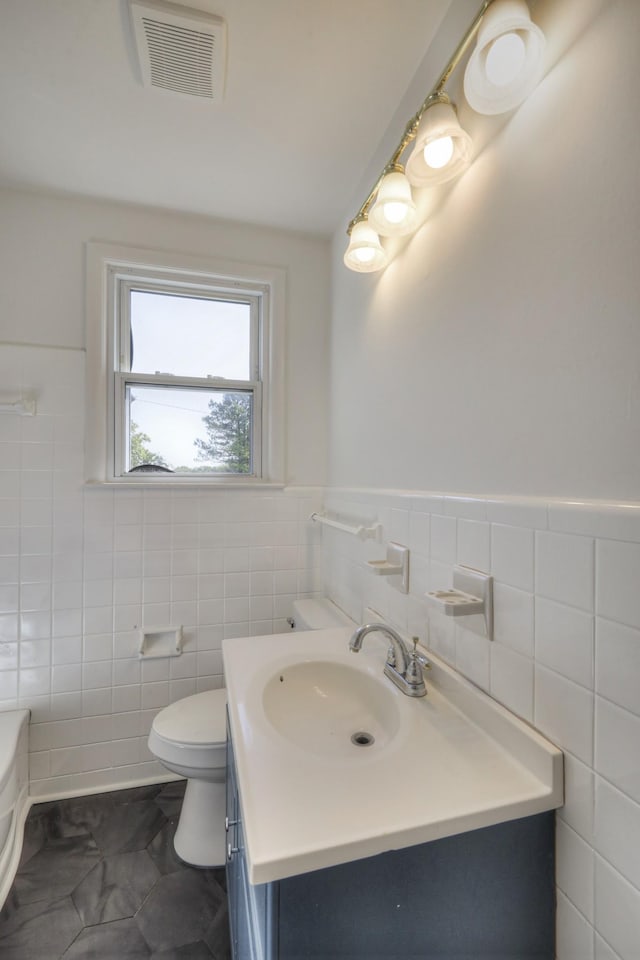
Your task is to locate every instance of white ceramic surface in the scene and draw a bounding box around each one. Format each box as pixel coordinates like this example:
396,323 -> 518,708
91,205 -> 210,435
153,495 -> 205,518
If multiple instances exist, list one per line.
262,659 -> 401,758
147,689 -> 227,867
223,626 -> 564,884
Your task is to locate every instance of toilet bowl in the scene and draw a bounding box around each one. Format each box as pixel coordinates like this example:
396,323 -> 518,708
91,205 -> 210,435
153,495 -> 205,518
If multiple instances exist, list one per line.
148,688 -> 227,868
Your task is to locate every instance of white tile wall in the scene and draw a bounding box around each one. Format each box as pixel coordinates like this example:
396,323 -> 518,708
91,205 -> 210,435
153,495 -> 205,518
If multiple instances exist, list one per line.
3,339 -> 639,958
321,486 -> 640,960
0,343 -> 322,799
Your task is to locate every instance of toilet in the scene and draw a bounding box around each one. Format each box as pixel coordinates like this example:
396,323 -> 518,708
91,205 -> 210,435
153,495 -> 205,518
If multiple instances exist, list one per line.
148,688 -> 227,868
290,597 -> 355,631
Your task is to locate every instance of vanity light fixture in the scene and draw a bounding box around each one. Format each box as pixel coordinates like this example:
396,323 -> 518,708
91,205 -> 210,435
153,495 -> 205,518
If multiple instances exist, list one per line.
405,93 -> 472,187
344,0 -> 546,273
369,164 -> 418,237
463,0 -> 546,115
343,216 -> 388,272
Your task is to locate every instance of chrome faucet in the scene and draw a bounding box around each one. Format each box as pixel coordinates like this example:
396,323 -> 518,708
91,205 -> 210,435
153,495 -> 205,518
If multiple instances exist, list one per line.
349,623 -> 427,697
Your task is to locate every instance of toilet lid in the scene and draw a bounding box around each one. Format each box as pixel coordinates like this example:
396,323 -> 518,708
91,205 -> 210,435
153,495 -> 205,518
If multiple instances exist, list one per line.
152,688 -> 227,746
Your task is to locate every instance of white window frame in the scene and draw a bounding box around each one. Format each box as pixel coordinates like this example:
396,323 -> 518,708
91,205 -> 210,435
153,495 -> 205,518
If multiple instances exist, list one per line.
85,242 -> 286,486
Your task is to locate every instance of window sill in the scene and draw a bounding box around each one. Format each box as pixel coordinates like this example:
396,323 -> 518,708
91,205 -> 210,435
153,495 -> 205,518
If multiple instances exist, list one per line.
85,478 -> 286,490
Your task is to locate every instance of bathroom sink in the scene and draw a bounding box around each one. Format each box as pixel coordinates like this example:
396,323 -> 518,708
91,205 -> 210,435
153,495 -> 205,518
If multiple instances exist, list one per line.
223,626 -> 563,884
262,659 -> 401,757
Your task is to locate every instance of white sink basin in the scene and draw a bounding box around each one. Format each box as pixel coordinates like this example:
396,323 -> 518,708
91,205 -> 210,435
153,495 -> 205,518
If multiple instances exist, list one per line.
262,659 -> 401,757
223,626 -> 563,884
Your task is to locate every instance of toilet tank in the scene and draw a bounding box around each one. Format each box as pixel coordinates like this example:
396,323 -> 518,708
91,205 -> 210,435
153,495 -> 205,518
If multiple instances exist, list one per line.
290,598 -> 355,631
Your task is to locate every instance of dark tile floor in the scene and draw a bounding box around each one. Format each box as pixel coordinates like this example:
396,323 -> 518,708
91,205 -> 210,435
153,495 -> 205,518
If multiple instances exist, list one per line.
0,781 -> 231,960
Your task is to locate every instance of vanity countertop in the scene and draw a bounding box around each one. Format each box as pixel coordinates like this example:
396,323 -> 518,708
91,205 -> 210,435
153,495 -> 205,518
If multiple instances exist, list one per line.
223,627 -> 563,885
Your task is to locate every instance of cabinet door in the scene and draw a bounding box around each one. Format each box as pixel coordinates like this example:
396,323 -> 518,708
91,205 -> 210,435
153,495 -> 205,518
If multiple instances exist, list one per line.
226,728 -> 277,960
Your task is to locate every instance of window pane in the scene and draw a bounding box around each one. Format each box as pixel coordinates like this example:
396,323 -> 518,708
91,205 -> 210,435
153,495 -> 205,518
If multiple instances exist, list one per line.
126,383 -> 253,474
129,291 -> 251,379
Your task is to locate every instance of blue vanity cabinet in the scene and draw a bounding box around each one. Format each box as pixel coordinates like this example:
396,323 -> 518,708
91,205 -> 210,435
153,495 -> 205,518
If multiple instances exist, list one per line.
226,729 -> 556,960
226,730 -> 277,960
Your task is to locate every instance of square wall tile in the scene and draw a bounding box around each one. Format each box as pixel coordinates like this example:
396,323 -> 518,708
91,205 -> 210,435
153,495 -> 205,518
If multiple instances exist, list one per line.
491,523 -> 534,591
0,613 -> 18,642
82,687 -> 112,716
594,778 -> 640,889
534,665 -> 594,765
596,618 -> 640,717
556,819 -> 594,922
492,583 -> 534,657
0,670 -> 17,700
489,643 -> 533,722
0,641 -> 18,670
457,520 -> 490,572
455,625 -> 490,691
556,891 -> 594,960
536,531 -> 594,611
595,857 -> 640,960
18,666 -> 51,697
408,511 -> 429,556
594,934 -> 621,960
430,515 -> 456,563
597,539 -> 640,630
595,697 -> 640,803
0,584 -> 19,613
535,598 -> 594,689
20,638 -> 51,668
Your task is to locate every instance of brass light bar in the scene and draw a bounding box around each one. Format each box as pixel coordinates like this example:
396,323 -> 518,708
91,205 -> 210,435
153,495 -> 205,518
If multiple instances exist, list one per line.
347,0 -> 493,236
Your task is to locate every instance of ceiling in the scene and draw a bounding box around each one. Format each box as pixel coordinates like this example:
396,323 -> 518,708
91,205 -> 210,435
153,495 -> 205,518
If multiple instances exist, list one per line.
0,0 -> 452,236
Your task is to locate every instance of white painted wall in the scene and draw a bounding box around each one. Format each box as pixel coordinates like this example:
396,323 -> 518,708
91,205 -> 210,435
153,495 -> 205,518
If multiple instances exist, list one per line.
329,0 -> 640,502
0,187 -> 330,485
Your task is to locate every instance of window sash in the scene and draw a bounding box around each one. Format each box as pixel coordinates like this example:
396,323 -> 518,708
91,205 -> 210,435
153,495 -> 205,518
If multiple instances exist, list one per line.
114,372 -> 263,478
117,277 -> 261,382
109,271 -> 264,480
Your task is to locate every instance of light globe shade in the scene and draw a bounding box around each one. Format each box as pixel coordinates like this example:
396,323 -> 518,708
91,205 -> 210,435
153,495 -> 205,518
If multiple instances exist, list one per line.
463,0 -> 546,115
405,99 -> 472,187
369,168 -> 418,237
343,220 -> 388,273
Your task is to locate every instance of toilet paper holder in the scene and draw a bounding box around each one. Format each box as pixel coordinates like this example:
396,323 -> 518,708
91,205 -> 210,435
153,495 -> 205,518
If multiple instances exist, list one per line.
139,626 -> 183,659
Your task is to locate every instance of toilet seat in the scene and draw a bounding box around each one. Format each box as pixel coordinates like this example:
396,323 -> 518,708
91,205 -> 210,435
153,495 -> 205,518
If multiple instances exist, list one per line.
149,689 -> 227,772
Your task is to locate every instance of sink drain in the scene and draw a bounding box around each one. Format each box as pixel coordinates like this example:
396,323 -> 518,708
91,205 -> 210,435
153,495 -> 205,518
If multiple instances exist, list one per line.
351,731 -> 375,747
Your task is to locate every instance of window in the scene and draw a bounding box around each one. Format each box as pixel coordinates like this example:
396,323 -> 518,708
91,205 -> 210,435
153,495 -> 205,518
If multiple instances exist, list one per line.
86,244 -> 285,485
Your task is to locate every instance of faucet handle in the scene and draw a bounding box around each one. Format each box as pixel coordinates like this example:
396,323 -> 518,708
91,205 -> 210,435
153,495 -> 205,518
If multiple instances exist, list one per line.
405,641 -> 428,695
411,637 -> 431,670
385,644 -> 399,668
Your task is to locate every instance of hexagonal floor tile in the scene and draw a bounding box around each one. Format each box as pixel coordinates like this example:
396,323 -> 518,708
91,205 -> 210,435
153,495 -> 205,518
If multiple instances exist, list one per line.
12,834 -> 101,905
0,895 -> 83,960
72,849 -> 160,925
90,799 -> 166,856
136,870 -> 226,953
62,917 -> 151,959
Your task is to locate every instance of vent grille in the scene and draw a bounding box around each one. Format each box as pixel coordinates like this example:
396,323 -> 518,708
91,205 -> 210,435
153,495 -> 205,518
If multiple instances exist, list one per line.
130,0 -> 226,101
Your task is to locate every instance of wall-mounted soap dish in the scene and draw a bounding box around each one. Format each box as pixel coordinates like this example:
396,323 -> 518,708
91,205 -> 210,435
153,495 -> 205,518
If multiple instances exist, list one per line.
366,542 -> 409,594
427,589 -> 485,615
426,565 -> 493,640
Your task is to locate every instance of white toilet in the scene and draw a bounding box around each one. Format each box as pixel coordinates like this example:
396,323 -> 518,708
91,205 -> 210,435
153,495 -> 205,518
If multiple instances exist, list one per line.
290,597 -> 355,631
148,688 -> 227,868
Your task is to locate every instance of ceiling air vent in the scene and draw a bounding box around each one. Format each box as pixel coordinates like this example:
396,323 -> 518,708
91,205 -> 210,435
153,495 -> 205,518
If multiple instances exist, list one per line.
130,0 -> 226,100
